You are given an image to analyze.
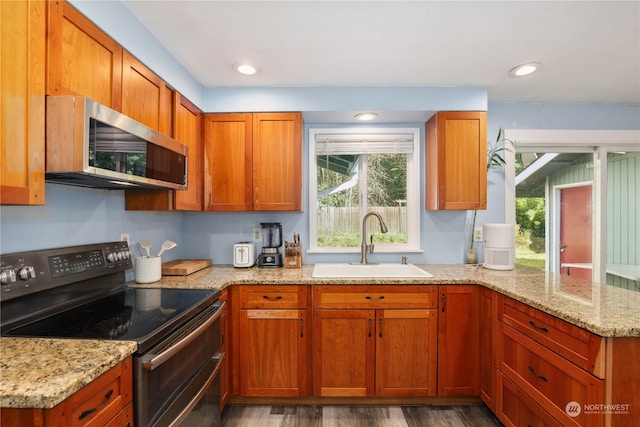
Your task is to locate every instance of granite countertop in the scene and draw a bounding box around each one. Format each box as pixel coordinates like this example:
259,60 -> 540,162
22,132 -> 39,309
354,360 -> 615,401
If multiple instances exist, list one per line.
3,263 -> 639,409
0,338 -> 136,409
146,263 -> 640,338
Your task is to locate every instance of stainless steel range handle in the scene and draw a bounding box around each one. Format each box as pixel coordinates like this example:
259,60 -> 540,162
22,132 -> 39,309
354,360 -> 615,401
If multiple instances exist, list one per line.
142,300 -> 226,371
167,353 -> 225,427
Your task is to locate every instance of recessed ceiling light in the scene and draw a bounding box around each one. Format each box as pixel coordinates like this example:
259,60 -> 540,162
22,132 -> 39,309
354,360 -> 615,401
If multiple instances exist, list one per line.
354,112 -> 378,121
509,62 -> 542,78
233,63 -> 258,76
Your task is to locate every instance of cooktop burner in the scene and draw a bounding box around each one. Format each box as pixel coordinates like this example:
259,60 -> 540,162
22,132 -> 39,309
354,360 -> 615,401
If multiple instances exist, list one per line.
4,287 -> 219,353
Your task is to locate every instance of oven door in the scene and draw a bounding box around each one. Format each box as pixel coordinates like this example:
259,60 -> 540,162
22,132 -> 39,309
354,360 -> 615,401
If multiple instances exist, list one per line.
135,301 -> 225,427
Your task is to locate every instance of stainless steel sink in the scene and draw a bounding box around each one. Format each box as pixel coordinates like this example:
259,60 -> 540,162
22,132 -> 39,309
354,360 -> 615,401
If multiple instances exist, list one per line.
311,263 -> 433,278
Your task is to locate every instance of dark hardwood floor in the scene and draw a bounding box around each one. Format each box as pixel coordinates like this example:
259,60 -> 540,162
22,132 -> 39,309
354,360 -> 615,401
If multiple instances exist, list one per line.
221,404 -> 503,427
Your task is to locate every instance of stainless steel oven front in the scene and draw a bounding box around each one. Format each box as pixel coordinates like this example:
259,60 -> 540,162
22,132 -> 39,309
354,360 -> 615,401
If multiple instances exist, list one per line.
137,300 -> 225,427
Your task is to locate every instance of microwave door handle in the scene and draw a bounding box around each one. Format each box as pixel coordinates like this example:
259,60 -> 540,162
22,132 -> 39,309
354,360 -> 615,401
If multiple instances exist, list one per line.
142,300 -> 226,371
166,353 -> 225,427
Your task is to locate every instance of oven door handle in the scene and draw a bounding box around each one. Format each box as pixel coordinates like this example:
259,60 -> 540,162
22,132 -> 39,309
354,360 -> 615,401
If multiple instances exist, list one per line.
167,353 -> 225,427
142,300 -> 226,371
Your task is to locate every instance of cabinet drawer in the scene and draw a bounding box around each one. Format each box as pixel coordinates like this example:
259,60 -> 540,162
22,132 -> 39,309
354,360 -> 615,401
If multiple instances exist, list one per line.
313,286 -> 437,309
498,372 -> 562,427
499,296 -> 604,376
49,357 -> 133,427
240,285 -> 307,308
500,324 -> 603,427
104,402 -> 133,427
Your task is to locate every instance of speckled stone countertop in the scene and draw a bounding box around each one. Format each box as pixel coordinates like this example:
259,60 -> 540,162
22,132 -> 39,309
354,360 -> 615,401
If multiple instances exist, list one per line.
0,338 -> 136,408
143,263 -> 640,337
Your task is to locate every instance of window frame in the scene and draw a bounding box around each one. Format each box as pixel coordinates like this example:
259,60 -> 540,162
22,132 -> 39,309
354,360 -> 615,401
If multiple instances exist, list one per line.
308,126 -> 421,254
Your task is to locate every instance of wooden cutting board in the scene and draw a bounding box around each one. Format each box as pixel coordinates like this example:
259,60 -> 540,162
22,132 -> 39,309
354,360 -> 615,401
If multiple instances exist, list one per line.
162,259 -> 212,276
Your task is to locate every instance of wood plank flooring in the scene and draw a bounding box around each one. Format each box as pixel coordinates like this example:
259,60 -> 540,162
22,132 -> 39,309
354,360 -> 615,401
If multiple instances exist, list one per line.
221,405 -> 503,427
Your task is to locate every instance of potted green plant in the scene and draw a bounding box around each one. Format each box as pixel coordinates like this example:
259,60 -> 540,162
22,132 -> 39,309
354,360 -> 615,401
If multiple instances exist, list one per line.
466,128 -> 510,264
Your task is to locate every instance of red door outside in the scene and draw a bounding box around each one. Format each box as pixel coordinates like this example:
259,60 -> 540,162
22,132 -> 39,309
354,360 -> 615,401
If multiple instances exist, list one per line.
559,185 -> 592,281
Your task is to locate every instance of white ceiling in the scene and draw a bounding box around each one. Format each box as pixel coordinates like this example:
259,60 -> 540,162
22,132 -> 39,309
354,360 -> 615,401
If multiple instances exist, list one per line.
122,1 -> 639,105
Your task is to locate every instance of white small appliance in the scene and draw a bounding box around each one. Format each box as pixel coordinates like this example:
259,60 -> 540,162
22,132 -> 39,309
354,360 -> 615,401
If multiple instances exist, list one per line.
233,242 -> 255,268
482,223 -> 515,270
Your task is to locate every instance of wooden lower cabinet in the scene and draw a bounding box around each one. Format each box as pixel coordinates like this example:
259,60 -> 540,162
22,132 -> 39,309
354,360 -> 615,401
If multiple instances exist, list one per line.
480,287 -> 498,410
437,285 -> 480,396
312,286 -> 438,397
219,289 -> 230,410
1,357 -> 133,427
498,372 -> 562,427
238,286 -> 308,397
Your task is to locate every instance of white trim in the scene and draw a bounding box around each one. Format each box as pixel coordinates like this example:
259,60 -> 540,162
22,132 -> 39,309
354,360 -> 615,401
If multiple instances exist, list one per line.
552,181 -> 593,275
308,127 -> 421,253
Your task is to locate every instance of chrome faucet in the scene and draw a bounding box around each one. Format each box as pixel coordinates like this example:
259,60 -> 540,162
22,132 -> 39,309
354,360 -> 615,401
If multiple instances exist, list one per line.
359,212 -> 389,264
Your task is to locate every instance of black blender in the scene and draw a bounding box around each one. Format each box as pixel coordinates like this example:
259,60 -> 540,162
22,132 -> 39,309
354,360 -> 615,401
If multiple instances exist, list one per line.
259,222 -> 283,267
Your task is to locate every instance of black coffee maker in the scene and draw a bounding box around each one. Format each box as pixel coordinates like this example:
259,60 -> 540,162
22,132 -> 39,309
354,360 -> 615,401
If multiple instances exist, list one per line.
259,222 -> 283,267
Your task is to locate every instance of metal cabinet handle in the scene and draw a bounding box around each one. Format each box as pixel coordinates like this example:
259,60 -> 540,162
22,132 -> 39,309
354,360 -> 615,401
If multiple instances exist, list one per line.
529,320 -> 549,333
368,318 -> 372,337
300,318 -> 304,338
79,389 -> 113,420
528,365 -> 548,382
379,318 -> 383,338
441,293 -> 446,312
263,295 -> 283,301
365,295 -> 385,301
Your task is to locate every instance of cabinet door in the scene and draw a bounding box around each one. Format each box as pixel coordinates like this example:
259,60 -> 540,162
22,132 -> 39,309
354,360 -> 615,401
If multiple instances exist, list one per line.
481,287 -> 498,410
252,112 -> 302,211
47,0 -> 122,109
203,113 -> 253,211
312,309 -> 375,397
125,93 -> 203,211
1,0 -> 45,205
426,111 -> 487,210
437,285 -> 480,396
375,309 -> 437,397
219,290 -> 230,409
121,51 -> 171,132
239,309 -> 307,397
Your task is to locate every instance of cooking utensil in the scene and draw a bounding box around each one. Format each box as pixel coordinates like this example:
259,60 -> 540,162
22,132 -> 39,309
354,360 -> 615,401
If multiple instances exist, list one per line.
156,240 -> 177,257
139,240 -> 153,257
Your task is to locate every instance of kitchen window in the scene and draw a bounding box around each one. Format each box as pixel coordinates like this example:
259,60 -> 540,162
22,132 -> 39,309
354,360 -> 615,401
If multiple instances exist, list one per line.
308,127 -> 420,253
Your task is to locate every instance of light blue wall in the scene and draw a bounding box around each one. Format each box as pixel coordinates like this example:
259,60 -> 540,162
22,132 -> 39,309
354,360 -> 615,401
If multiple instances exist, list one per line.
2,1 -> 639,269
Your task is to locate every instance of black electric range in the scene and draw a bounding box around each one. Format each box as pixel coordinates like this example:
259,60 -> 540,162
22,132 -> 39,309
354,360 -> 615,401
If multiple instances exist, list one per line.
0,241 -> 219,354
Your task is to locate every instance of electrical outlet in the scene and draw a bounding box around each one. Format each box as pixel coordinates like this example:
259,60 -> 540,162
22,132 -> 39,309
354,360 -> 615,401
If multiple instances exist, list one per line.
253,228 -> 262,242
473,227 -> 483,242
120,233 -> 130,244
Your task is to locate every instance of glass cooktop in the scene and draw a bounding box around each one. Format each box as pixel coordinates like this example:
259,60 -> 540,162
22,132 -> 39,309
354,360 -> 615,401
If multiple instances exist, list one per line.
4,287 -> 219,353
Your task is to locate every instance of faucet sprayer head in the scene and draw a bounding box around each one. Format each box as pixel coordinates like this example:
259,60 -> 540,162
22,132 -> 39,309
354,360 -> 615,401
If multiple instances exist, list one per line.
379,221 -> 389,233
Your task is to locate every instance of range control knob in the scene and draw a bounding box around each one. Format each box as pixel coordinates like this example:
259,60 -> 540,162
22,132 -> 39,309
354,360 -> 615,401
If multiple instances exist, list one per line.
106,252 -> 118,263
17,266 -> 36,281
120,250 -> 130,260
0,269 -> 17,285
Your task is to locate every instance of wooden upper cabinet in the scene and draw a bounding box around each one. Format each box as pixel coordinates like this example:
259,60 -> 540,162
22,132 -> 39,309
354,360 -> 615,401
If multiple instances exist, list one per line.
46,0 -> 122,109
203,113 -> 253,211
125,93 -> 203,211
1,0 -> 46,205
252,113 -> 302,211
426,111 -> 487,210
203,112 -> 302,212
121,51 -> 172,133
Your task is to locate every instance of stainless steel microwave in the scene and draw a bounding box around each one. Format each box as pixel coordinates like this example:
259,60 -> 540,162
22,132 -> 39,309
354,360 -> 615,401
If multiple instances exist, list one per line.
45,96 -> 187,190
